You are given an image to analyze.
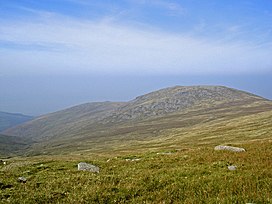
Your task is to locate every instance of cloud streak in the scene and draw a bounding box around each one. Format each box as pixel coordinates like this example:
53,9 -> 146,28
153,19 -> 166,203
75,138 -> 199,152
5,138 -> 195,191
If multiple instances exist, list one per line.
0,11 -> 271,76
129,0 -> 186,15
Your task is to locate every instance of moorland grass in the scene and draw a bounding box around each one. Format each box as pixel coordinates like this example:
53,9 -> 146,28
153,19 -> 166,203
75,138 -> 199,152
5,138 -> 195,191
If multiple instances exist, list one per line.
1,140 -> 271,203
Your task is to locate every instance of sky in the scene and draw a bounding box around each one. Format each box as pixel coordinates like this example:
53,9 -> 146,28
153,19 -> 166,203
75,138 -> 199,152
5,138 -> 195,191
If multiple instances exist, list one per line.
0,0 -> 272,115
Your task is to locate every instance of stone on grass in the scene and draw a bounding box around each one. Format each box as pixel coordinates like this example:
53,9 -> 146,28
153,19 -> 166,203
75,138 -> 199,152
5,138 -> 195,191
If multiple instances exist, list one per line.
78,162 -> 99,173
156,152 -> 173,155
214,145 -> 245,152
18,177 -> 27,183
228,165 -> 237,171
0,160 -> 6,165
125,158 -> 141,162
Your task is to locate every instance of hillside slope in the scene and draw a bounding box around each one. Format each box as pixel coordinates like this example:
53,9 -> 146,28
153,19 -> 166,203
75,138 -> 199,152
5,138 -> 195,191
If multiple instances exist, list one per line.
3,85 -> 272,155
0,134 -> 33,157
3,102 -> 124,141
0,111 -> 33,131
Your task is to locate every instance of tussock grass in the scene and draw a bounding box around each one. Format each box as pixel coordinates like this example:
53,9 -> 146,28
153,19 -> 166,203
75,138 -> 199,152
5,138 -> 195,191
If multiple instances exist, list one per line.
1,141 -> 271,203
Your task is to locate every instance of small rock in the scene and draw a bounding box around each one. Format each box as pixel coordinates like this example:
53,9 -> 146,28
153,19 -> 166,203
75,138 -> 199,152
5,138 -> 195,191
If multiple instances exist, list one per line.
18,177 -> 27,183
157,152 -> 173,155
228,165 -> 237,171
125,158 -> 141,162
78,162 -> 99,173
214,145 -> 245,152
0,160 -> 6,165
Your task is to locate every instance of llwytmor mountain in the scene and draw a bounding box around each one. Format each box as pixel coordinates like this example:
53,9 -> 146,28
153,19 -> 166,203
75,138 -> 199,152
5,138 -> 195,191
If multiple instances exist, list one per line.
3,85 -> 272,155
0,111 -> 33,132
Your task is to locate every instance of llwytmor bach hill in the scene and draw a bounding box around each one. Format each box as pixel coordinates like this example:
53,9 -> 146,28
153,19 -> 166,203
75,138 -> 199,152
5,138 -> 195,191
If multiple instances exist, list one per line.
3,85 -> 272,155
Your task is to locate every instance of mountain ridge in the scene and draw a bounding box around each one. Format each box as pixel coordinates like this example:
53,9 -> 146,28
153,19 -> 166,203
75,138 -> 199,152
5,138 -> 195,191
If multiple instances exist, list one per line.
2,85 -> 272,155
106,85 -> 266,121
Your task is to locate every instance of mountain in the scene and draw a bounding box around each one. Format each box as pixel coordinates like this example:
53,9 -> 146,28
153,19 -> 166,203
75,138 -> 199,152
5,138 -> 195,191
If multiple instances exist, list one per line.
0,111 -> 33,132
3,85 -> 272,155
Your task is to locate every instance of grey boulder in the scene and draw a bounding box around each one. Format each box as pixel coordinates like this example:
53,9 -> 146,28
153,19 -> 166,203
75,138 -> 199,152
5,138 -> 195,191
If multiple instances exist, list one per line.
228,165 -> 237,171
214,145 -> 245,152
18,177 -> 27,183
78,162 -> 99,173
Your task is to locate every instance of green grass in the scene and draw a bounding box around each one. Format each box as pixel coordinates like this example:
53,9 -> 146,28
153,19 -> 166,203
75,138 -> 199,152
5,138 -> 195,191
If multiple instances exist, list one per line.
1,140 -> 271,203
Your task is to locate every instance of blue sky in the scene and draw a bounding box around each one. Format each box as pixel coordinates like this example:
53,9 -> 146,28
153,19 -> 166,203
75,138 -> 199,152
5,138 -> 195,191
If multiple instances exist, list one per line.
0,0 -> 272,115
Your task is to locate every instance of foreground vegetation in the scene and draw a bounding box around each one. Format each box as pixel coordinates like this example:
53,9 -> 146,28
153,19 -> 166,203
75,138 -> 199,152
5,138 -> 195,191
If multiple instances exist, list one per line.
1,140 -> 271,203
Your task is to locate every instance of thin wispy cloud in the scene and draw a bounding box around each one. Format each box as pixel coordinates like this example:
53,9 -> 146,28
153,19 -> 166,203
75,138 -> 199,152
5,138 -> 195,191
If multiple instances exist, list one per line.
1,12 -> 271,76
0,1 -> 271,77
130,0 -> 185,15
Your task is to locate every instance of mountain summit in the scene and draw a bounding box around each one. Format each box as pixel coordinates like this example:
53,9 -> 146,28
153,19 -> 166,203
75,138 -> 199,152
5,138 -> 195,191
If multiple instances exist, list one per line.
105,85 -> 265,121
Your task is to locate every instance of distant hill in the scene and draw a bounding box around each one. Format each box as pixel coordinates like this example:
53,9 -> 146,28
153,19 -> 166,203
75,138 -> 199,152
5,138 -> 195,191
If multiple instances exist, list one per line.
3,85 -> 272,155
0,134 -> 33,157
0,111 -> 33,132
4,102 -> 125,141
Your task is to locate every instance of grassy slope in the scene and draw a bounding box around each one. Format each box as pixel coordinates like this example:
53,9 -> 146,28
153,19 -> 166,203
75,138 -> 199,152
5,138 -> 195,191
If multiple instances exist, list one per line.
3,102 -> 124,141
4,86 -> 267,142
27,100 -> 272,155
0,109 -> 271,203
3,86 -> 271,156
